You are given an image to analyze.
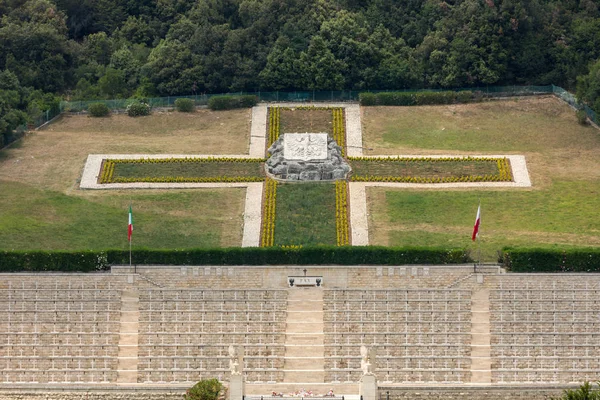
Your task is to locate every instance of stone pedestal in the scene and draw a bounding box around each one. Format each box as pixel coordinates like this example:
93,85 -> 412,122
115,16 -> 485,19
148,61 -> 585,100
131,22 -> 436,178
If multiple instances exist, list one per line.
229,374 -> 244,400
359,374 -> 377,400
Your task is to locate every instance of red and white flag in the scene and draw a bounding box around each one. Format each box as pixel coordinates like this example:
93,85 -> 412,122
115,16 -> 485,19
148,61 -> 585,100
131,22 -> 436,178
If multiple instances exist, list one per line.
128,205 -> 133,242
471,204 -> 481,241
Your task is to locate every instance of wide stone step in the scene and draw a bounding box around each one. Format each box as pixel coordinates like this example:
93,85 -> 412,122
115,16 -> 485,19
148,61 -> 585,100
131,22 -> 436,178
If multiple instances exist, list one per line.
287,311 -> 324,323
287,322 -> 324,333
283,370 -> 325,383
285,334 -> 324,345
245,382 -> 358,395
287,301 -> 323,312
285,345 -> 324,357
284,357 -> 324,370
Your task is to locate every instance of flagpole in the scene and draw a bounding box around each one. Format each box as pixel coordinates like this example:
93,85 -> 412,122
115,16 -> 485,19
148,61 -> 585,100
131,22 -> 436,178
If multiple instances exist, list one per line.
477,199 -> 481,267
129,203 -> 133,273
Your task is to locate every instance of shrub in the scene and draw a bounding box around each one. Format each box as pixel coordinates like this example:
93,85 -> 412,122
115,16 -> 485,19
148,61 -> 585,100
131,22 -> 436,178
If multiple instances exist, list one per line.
184,379 -> 224,400
550,382 -> 600,400
358,93 -> 377,106
502,247 -> 600,272
88,103 -> 110,117
175,98 -> 195,112
456,91 -> 474,103
126,101 -> 151,117
576,109 -> 588,125
378,92 -> 415,106
0,247 -> 472,271
208,95 -> 258,110
360,91 -> 477,106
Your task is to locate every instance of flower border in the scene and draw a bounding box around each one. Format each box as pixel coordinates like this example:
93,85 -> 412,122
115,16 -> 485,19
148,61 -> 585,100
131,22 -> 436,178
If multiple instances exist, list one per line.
99,157 -> 266,184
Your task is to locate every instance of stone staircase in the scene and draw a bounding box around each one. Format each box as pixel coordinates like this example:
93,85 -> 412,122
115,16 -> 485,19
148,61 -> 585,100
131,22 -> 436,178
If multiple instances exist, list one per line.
116,290 -> 139,383
245,287 -> 358,395
284,287 -> 325,383
470,289 -> 491,385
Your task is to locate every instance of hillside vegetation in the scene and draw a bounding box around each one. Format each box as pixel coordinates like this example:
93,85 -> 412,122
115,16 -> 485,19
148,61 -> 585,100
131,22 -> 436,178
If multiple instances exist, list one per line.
2,0 -> 600,146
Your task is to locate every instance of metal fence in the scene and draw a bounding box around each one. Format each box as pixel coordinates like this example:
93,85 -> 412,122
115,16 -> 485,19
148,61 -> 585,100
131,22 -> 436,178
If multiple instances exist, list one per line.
60,85 -> 556,112
4,84 -> 597,148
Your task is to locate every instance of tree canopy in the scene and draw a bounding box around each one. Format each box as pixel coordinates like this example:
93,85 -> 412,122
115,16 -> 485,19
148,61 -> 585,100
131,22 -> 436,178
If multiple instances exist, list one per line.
1,0 -> 600,130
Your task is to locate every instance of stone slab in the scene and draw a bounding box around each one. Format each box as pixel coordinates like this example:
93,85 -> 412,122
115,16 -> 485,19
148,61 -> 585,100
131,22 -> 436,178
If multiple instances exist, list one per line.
284,133 -> 328,161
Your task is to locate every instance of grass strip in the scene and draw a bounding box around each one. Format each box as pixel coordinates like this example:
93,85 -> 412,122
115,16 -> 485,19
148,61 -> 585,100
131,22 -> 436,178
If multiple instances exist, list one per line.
349,157 -> 511,182
102,158 -> 265,183
274,183 -> 337,246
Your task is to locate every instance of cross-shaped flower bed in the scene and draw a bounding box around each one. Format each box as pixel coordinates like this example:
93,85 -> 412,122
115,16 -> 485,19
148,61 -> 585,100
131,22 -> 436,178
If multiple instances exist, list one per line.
93,105 -> 518,248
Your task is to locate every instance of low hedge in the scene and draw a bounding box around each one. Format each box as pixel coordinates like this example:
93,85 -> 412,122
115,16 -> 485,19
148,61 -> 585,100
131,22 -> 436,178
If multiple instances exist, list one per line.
502,248 -> 600,272
359,91 -> 474,106
0,246 -> 471,271
208,95 -> 258,110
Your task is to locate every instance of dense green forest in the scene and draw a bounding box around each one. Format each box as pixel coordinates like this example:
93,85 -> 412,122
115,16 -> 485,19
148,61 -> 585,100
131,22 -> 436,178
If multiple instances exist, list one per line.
1,0 -> 600,141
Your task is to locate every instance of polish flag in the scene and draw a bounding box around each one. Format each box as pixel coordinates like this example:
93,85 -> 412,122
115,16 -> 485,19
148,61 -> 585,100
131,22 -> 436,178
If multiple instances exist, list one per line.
128,206 -> 133,242
471,205 -> 481,241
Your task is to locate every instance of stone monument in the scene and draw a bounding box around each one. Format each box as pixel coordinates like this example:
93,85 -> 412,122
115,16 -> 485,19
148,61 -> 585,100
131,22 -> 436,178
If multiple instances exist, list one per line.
265,133 -> 351,181
359,345 -> 377,400
228,345 -> 244,400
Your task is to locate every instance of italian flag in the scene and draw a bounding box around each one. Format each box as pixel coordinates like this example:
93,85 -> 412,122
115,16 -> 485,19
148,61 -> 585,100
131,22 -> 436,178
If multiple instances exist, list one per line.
128,205 -> 133,242
471,204 -> 481,241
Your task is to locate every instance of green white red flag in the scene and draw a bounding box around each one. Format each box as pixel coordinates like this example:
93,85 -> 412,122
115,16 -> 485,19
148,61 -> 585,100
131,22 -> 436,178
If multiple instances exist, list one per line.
471,205 -> 481,241
128,206 -> 133,242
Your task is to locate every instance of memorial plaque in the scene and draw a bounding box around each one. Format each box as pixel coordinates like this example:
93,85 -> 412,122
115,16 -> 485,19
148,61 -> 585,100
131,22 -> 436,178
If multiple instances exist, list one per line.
283,133 -> 328,161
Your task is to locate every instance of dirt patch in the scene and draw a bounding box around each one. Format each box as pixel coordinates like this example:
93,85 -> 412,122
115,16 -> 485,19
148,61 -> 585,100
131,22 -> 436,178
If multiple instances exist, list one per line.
0,109 -> 251,192
280,109 -> 333,135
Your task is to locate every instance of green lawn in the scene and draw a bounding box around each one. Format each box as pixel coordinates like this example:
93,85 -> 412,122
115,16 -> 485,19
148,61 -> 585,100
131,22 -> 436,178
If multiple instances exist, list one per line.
274,183 -> 337,246
375,180 -> 600,261
349,159 -> 502,179
111,160 -> 264,180
365,97 -> 600,261
0,181 -> 245,250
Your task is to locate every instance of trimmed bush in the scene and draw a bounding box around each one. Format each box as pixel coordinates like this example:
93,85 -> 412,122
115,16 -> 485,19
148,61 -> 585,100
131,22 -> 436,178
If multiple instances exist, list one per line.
184,379 -> 224,400
208,95 -> 258,110
358,93 -> 377,106
0,247 -> 471,271
0,250 -> 109,272
502,247 -> 600,272
126,101 -> 151,117
88,102 -> 110,117
175,98 -> 195,112
576,109 -> 588,125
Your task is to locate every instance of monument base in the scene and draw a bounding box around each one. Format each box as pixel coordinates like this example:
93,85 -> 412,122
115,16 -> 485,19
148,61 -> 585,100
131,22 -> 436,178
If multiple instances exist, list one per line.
359,374 -> 377,400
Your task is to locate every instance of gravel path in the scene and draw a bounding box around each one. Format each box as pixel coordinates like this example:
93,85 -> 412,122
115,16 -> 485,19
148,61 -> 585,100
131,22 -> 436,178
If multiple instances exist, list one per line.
348,183 -> 369,246
241,182 -> 264,247
344,104 -> 364,157
249,105 -> 267,158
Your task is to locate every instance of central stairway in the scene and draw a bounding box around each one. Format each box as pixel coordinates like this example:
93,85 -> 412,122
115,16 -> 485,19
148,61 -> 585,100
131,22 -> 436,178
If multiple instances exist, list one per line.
245,287 -> 358,395
284,287 -> 325,383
